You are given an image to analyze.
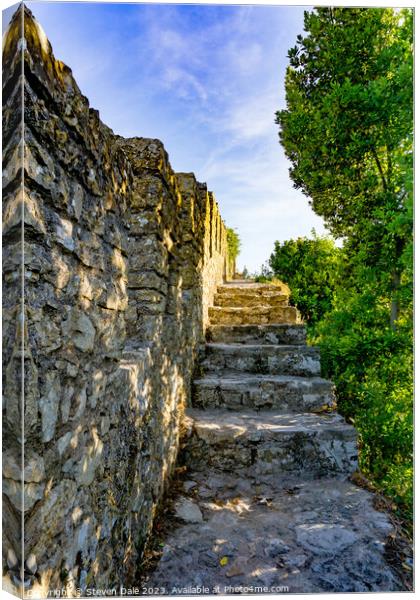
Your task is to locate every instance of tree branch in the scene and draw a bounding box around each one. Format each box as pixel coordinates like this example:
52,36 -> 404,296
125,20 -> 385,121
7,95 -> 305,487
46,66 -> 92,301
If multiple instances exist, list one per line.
386,144 -> 392,183
372,147 -> 387,192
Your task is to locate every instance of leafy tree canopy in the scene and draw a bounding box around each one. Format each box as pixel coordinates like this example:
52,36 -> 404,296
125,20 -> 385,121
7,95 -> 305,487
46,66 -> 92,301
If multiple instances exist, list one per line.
277,7 -> 412,237
276,7 -> 413,327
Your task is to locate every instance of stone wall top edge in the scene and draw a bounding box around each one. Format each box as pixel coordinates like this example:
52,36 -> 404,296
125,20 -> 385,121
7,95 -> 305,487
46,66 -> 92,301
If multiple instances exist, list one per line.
207,191 -> 227,226
2,3 -> 21,71
21,7 -> 83,97
118,135 -> 166,147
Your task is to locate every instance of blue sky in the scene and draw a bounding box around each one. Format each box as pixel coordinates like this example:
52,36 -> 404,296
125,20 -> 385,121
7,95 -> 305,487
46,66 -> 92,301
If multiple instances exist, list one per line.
5,1 -> 327,271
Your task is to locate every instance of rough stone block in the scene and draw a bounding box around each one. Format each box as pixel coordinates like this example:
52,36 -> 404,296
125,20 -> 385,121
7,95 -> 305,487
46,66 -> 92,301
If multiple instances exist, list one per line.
61,308 -> 96,352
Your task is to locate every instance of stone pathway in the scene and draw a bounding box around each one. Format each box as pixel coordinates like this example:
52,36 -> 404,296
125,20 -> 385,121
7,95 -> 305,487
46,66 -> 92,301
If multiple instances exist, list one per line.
144,281 -> 403,593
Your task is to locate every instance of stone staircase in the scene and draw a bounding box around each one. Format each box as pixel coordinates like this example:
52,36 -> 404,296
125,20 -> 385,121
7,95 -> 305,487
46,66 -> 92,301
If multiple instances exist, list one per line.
187,281 -> 358,479
208,283 -> 298,326
145,281 -> 402,593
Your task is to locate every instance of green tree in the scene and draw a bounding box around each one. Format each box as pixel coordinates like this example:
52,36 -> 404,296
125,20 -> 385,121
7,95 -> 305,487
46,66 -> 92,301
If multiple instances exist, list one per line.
269,231 -> 341,324
226,227 -> 241,275
275,7 -> 413,519
276,7 -> 413,328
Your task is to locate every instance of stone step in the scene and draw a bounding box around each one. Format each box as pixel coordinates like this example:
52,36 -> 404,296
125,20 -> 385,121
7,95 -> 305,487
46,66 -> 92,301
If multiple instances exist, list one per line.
223,279 -> 252,284
206,324 -> 306,345
199,344 -> 320,377
182,409 -> 358,478
192,373 -> 336,413
213,293 -> 289,308
218,282 -> 289,295
208,305 -> 299,326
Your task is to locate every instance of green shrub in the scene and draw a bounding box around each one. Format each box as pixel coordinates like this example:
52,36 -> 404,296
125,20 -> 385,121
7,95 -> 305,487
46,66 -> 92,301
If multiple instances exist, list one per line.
269,231 -> 341,324
313,285 -> 413,520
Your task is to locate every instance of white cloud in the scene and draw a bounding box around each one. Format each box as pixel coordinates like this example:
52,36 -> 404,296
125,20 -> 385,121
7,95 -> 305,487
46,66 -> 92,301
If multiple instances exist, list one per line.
209,88 -> 280,142
162,66 -> 209,102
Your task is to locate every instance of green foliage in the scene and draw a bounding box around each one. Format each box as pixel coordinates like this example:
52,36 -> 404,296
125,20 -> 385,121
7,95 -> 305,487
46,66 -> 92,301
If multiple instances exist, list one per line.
275,7 -> 413,521
226,227 -> 241,267
254,275 -> 271,283
254,262 -> 273,283
358,356 -> 413,514
277,7 -> 413,233
277,7 -> 413,329
313,280 -> 413,520
269,231 -> 341,324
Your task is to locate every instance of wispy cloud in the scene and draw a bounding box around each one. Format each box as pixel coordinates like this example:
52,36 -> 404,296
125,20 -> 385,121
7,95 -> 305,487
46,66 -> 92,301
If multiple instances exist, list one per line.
162,66 -> 209,102
208,88 -> 281,143
27,2 -> 325,271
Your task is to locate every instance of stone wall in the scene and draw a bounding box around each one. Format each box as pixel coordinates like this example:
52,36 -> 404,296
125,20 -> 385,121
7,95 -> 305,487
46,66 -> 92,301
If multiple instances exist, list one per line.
2,6 -> 231,597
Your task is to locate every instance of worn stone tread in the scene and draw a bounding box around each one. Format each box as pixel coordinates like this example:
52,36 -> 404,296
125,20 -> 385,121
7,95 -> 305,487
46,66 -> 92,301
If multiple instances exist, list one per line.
218,281 -> 288,291
204,342 -> 315,351
145,471 -> 402,593
206,324 -> 306,345
209,306 -> 295,313
193,372 -> 331,387
216,288 -> 287,297
200,343 -> 320,376
186,408 -> 354,438
192,372 -> 336,412
214,294 -> 289,308
208,305 -> 299,326
183,409 -> 358,478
